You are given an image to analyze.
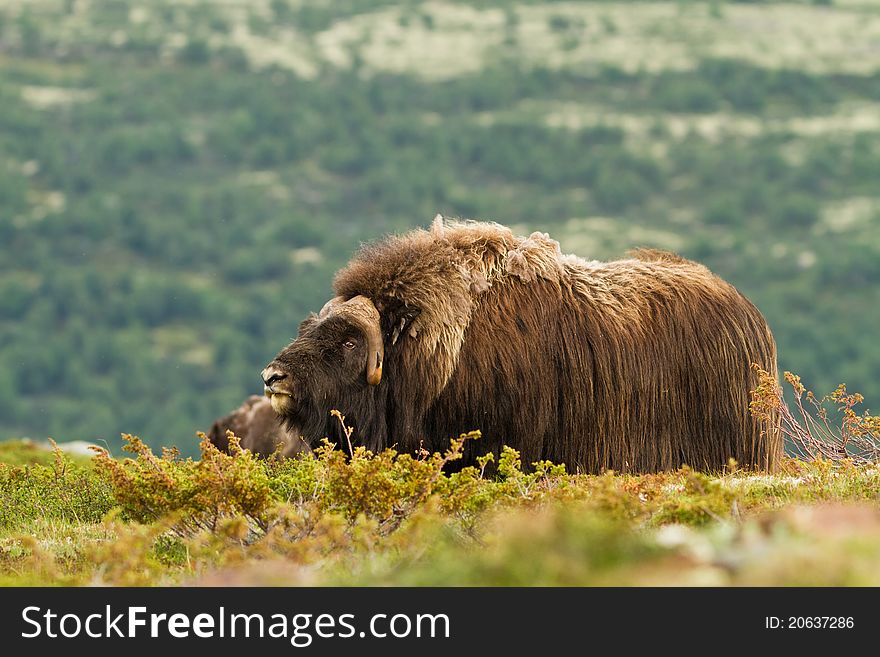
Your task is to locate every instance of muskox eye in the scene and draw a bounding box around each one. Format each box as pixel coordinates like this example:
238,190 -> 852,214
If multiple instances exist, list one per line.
342,339 -> 356,350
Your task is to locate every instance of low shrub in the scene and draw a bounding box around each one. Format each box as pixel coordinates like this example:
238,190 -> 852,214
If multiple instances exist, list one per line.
0,443 -> 114,527
751,366 -> 880,462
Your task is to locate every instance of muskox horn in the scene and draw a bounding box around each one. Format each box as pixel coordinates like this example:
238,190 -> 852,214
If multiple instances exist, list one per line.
319,296 -> 346,318
321,295 -> 384,386
343,295 -> 384,386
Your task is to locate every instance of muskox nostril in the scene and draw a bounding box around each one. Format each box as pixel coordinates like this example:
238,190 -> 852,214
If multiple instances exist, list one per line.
261,367 -> 288,387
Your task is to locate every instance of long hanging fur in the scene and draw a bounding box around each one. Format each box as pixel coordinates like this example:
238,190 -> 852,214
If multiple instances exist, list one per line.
327,218 -> 781,473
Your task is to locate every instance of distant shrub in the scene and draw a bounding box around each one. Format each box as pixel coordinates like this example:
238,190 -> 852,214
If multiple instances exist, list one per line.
703,194 -> 744,226
652,76 -> 721,113
222,247 -> 290,284
179,38 -> 210,65
771,195 -> 819,228
270,0 -> 293,22
548,15 -> 572,32
594,168 -> 650,211
0,279 -> 33,320
697,59 -> 766,112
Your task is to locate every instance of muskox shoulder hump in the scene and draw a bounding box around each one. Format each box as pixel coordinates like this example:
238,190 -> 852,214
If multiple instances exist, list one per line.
627,247 -> 691,265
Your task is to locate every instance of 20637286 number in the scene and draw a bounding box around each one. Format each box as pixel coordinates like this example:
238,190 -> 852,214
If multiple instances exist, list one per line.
792,617 -> 854,629
765,616 -> 854,629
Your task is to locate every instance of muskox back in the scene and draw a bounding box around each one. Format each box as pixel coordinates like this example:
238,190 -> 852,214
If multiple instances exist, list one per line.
425,247 -> 779,472
326,220 -> 781,473
207,395 -> 307,458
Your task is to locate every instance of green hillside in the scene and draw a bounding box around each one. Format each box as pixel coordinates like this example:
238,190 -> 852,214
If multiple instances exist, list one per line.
1,0 -> 879,454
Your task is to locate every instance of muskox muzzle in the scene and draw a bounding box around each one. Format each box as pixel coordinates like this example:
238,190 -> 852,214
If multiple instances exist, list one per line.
261,366 -> 288,391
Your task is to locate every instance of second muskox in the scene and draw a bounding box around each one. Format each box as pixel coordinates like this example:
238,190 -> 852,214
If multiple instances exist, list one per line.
207,395 -> 308,458
262,218 -> 781,473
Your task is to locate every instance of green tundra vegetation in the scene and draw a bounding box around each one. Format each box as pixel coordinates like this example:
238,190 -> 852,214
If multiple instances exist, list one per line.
1,0 -> 879,460
2,431 -> 880,586
0,373 -> 877,586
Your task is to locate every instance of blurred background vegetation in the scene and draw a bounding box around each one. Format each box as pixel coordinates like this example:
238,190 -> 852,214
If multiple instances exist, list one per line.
0,0 -> 878,456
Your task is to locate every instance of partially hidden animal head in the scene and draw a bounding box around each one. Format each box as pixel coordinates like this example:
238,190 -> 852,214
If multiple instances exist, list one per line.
206,394 -> 309,458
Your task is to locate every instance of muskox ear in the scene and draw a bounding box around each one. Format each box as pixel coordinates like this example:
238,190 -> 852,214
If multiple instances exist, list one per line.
385,303 -> 422,347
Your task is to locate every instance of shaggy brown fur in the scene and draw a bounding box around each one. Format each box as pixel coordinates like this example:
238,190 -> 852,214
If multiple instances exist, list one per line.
265,219 -> 781,473
207,395 -> 308,458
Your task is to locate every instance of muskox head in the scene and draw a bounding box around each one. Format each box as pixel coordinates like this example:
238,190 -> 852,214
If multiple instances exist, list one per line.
261,295 -> 391,450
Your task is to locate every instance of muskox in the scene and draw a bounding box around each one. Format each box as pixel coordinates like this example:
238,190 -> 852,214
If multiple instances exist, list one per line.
262,218 -> 781,473
207,395 -> 308,458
